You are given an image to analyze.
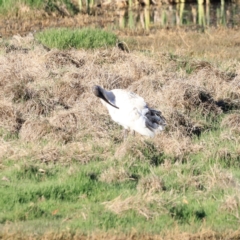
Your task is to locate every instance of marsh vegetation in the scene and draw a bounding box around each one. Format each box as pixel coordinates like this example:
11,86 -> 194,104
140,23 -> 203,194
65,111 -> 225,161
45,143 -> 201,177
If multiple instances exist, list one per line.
0,0 -> 239,37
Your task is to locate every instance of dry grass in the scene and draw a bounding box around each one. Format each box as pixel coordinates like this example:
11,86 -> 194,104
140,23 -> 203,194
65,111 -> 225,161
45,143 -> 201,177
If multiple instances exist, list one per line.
137,175 -> 165,194
102,193 -> 162,220
99,166 -> 131,183
221,113 -> 240,134
0,101 -> 22,132
125,28 -> 240,62
0,29 -> 240,239
165,82 -> 221,115
1,229 -> 240,240
0,30 -> 239,160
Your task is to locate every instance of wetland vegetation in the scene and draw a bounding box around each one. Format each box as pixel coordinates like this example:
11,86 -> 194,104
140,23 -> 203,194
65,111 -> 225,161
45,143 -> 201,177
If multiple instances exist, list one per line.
0,0 -> 239,37
0,0 -> 240,239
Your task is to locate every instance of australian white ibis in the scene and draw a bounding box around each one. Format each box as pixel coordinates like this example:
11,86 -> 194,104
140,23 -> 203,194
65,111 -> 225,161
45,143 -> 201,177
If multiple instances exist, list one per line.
92,85 -> 166,138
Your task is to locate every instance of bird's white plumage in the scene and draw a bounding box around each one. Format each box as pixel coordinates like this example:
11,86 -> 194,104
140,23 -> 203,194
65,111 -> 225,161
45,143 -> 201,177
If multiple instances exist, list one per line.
99,89 -> 165,137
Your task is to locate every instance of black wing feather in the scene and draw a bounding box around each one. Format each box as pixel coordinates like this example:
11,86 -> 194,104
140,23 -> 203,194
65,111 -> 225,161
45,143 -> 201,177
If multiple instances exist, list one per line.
145,107 -> 166,131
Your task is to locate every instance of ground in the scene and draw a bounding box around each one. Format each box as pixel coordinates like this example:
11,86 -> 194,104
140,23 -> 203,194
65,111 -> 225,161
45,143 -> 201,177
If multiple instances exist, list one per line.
0,28 -> 240,239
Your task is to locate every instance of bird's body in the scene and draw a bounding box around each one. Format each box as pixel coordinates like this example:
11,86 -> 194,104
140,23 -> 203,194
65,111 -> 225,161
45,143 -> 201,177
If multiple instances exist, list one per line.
93,86 -> 166,137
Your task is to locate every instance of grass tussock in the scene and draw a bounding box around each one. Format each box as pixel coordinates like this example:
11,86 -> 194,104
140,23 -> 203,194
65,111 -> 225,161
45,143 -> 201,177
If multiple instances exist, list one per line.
35,28 -> 118,50
221,113 -> 240,134
0,29 -> 240,238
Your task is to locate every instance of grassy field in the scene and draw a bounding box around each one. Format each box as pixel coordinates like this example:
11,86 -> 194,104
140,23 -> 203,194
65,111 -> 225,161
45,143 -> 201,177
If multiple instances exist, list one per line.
0,28 -> 240,239
36,28 -> 118,49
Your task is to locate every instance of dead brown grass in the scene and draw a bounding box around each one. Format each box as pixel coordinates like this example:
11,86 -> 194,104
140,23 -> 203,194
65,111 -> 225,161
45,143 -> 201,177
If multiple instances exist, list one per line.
221,195 -> 240,214
0,30 -> 239,162
125,28 -> 240,63
1,229 -> 240,240
102,193 -> 163,220
137,175 -> 165,193
99,166 -> 131,183
221,113 -> 240,134
19,118 -> 72,143
0,101 -> 22,132
1,26 -> 240,240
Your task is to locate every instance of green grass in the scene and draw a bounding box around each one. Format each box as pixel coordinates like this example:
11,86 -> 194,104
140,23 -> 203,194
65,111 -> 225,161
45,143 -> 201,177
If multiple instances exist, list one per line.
35,28 -> 118,50
0,0 -> 43,8
0,0 -> 79,15
0,0 -> 43,14
1,117 -> 240,236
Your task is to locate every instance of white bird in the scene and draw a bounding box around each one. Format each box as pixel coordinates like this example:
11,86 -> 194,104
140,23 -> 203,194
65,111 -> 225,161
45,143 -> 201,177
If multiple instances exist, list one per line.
92,85 -> 166,138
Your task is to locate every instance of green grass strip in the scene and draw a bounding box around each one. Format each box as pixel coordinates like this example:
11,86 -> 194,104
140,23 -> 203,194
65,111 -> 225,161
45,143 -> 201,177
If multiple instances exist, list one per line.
36,28 -> 118,50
